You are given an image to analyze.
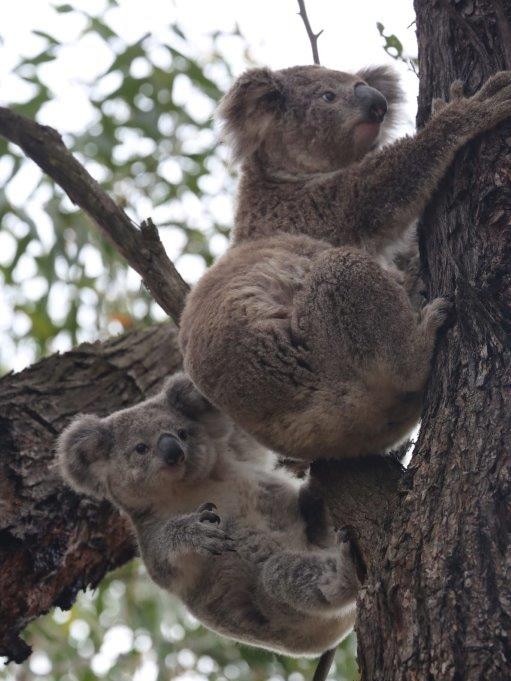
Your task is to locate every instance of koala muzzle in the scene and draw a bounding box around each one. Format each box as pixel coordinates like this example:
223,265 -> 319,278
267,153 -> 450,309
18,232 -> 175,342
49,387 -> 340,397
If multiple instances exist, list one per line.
157,434 -> 185,466
354,83 -> 388,123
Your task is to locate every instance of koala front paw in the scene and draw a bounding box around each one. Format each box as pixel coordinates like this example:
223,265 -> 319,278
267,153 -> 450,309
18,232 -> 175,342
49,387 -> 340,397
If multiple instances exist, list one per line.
420,296 -> 453,334
470,71 -> 511,130
432,80 -> 464,116
474,71 -> 511,102
196,501 -> 221,525
184,503 -> 236,556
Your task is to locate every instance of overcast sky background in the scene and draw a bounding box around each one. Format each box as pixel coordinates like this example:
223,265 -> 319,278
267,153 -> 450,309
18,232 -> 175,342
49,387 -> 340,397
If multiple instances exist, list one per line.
1,2 -> 419,678
0,0 -> 418,372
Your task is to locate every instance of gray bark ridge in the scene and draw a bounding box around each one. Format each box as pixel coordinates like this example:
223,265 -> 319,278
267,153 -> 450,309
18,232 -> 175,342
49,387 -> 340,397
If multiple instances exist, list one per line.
336,1 -> 511,679
0,323 -> 181,662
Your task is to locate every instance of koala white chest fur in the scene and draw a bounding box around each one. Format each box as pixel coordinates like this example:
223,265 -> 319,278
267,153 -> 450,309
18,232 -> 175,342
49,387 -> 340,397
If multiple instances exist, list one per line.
58,374 -> 358,656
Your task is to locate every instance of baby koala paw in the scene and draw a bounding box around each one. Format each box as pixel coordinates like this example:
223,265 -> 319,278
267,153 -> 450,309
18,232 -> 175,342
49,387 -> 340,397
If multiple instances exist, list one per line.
196,501 -> 221,525
187,502 -> 236,556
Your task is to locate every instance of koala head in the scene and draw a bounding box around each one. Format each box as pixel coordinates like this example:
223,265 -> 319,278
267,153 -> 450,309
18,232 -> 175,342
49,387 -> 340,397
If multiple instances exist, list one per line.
218,64 -> 403,173
57,373 -> 231,511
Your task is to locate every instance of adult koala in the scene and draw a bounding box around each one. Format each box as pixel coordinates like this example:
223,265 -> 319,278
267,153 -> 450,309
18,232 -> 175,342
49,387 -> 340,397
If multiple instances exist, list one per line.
179,65 -> 511,461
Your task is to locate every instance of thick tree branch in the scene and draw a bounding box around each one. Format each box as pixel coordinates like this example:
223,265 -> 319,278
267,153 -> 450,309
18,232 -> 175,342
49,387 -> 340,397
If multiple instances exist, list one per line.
0,323 -> 182,662
0,107 -> 189,324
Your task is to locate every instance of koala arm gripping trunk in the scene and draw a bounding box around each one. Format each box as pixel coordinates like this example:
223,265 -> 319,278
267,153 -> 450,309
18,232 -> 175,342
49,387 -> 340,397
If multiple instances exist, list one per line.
323,72 -> 511,252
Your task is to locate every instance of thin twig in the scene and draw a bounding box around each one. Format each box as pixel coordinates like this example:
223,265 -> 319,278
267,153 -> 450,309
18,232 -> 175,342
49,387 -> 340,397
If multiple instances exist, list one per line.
296,0 -> 323,65
0,107 -> 189,325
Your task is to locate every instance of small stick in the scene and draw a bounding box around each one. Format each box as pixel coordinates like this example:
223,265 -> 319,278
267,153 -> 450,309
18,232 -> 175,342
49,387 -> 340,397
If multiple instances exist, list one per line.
312,647 -> 336,681
296,0 -> 323,65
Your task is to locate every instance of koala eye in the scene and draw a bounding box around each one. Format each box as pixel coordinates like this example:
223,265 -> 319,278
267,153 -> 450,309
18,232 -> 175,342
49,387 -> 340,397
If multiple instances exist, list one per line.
322,91 -> 336,103
177,429 -> 188,441
135,443 -> 148,454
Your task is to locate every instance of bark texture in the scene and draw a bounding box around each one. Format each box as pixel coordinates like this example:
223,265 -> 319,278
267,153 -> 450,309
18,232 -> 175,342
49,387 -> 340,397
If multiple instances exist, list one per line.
0,324 -> 181,662
2,3 -> 510,678
327,2 -> 510,680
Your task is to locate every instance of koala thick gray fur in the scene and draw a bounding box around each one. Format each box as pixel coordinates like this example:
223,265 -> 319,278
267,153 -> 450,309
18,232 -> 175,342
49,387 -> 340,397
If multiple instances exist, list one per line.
179,66 -> 511,461
57,374 -> 358,657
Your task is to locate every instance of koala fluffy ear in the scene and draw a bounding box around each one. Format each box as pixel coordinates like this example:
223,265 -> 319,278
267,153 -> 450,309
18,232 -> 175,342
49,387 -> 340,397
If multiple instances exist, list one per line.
164,372 -> 215,420
217,67 -> 286,162
357,65 -> 404,107
357,65 -> 404,131
57,414 -> 113,499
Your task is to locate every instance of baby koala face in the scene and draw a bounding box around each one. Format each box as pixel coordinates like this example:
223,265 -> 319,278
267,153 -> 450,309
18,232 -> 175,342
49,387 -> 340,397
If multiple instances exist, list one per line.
57,373 -> 231,511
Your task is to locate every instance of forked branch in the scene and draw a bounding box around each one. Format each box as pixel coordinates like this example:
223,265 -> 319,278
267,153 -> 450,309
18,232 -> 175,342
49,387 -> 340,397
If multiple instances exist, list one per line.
296,0 -> 323,65
0,107 -> 189,324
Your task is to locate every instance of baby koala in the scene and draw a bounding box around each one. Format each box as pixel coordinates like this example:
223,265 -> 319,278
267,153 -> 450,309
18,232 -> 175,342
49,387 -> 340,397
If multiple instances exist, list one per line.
179,66 -> 511,461
57,373 -> 358,658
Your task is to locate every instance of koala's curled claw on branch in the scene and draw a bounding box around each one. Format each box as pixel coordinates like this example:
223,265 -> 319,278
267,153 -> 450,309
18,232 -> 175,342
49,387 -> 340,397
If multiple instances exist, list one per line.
57,374 -> 359,659
179,66 -> 511,461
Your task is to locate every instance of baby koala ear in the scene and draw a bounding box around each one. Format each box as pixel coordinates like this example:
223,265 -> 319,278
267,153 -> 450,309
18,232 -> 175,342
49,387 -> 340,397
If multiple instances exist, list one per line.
217,67 -> 286,162
57,414 -> 113,499
164,372 -> 215,420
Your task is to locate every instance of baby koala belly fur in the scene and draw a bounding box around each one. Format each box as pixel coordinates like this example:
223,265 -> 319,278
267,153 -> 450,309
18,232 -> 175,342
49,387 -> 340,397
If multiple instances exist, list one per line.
154,464 -> 356,656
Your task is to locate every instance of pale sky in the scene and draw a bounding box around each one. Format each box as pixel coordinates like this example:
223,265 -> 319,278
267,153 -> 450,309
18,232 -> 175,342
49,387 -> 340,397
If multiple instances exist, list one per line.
1,2 -> 419,676
0,0 -> 418,372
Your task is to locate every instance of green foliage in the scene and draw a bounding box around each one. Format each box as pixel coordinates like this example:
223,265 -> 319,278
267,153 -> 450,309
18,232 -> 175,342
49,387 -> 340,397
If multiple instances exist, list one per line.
14,561 -> 358,681
376,22 -> 418,75
0,2 -> 360,680
0,1 -> 237,369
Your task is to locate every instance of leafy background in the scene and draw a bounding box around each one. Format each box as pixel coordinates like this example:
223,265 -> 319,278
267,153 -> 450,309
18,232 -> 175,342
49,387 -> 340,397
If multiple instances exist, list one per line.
0,2 -> 240,371
0,1 -> 414,679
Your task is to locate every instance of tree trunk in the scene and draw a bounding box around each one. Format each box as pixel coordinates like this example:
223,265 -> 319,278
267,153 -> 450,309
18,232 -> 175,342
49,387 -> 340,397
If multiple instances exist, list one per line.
2,4 -> 510,678
0,323 -> 181,662
317,2 -> 511,680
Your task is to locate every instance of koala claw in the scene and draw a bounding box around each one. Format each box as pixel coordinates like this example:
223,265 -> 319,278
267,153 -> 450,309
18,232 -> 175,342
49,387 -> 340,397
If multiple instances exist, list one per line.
337,526 -> 367,584
474,71 -> 511,101
337,527 -> 351,544
198,502 -> 217,512
432,97 -> 447,115
200,511 -> 221,524
184,505 -> 237,555
196,502 -> 221,524
449,80 -> 464,100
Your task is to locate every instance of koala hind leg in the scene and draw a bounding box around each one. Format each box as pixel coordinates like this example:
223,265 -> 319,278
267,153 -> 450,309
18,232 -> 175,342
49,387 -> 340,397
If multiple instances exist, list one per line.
409,296 -> 452,387
290,248 -> 449,455
260,544 -> 358,616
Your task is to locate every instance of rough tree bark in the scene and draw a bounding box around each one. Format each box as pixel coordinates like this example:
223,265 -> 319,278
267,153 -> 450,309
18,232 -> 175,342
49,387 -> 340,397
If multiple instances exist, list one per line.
1,2 -> 510,678
0,324 -> 181,662
315,2 -> 511,680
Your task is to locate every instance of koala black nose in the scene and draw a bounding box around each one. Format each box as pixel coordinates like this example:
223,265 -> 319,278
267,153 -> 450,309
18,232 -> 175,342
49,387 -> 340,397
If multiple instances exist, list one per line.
354,83 -> 388,123
157,434 -> 184,466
